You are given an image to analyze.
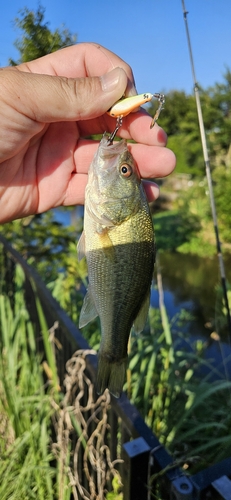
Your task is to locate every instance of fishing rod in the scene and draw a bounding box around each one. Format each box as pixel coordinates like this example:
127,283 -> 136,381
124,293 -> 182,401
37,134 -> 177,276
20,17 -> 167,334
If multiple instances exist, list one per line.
181,0 -> 231,342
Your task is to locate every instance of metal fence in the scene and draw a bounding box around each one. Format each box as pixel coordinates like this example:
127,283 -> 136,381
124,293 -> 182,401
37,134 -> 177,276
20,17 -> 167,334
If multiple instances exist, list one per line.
0,234 -> 231,500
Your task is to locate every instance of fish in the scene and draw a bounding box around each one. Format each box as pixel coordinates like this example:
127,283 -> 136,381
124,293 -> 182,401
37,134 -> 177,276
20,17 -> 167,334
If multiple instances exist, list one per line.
77,135 -> 155,398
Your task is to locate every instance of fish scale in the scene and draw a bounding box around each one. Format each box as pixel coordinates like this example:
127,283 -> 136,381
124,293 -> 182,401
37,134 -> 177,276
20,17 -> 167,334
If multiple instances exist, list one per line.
77,136 -> 155,397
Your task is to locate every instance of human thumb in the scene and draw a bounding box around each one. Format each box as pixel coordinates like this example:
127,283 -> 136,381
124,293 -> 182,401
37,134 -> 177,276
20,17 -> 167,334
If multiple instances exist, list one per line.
2,67 -> 128,123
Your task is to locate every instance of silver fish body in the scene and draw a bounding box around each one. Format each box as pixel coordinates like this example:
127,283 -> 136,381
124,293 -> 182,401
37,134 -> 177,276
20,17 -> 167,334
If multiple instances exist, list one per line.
77,136 -> 155,397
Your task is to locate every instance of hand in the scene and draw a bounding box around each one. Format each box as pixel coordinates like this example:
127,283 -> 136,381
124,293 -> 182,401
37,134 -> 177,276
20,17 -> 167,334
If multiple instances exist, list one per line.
0,43 -> 176,223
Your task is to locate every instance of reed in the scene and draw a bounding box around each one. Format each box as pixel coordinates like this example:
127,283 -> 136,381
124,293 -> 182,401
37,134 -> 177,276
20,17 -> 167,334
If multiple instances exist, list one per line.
0,264 -> 64,499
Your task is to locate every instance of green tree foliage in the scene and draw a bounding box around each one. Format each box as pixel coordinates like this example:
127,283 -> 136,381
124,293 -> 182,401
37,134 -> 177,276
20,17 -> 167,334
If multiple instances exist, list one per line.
213,166 -> 231,243
149,90 -> 202,175
1,212 -> 76,282
9,4 -> 77,65
149,71 -> 231,177
206,69 -> 231,167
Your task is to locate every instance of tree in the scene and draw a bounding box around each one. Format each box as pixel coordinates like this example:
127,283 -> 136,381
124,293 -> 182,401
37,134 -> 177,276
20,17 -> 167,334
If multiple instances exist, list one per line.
148,76 -> 231,176
206,69 -> 231,168
148,90 -> 204,175
149,90 -> 191,137
9,4 -> 77,65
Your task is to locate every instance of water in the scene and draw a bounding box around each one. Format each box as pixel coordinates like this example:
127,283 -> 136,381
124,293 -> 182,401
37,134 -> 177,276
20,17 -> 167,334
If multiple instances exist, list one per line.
54,206 -> 84,227
152,251 -> 231,341
151,251 -> 231,379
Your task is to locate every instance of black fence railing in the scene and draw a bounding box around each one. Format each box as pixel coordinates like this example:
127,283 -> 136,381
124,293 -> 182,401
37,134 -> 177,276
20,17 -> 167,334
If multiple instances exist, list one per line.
0,233 -> 231,500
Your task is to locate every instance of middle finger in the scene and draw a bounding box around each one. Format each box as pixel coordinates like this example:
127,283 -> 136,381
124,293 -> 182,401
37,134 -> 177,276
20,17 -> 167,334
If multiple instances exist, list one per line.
78,108 -> 167,146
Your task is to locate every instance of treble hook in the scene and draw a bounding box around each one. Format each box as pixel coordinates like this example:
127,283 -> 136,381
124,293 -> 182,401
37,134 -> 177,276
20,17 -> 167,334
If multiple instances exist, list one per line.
150,93 -> 165,128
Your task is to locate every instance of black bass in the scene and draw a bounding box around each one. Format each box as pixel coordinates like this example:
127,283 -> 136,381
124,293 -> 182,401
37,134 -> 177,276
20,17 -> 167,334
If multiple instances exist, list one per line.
77,136 -> 155,397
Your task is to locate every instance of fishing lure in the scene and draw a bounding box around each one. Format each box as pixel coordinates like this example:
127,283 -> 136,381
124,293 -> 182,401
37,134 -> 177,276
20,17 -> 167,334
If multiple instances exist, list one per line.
107,92 -> 165,144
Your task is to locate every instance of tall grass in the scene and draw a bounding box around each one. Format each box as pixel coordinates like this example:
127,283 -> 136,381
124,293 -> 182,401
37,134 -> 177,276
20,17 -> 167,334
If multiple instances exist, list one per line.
0,264 -> 63,499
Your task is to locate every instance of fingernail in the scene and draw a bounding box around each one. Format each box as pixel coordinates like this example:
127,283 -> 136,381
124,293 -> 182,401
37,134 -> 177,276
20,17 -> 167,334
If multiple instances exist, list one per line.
100,67 -> 123,92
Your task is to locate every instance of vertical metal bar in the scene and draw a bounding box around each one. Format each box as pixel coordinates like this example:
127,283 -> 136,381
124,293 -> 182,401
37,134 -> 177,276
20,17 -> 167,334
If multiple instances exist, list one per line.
122,437 -> 151,500
181,0 -> 231,341
212,476 -> 231,499
171,476 -> 194,500
109,407 -> 118,462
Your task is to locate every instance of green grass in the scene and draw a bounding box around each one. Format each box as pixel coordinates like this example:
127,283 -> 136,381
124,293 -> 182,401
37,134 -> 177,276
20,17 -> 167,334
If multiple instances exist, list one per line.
0,264 -> 63,500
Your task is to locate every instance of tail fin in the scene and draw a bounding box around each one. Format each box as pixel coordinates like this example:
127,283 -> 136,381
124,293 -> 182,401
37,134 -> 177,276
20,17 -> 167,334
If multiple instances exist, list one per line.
96,354 -> 126,398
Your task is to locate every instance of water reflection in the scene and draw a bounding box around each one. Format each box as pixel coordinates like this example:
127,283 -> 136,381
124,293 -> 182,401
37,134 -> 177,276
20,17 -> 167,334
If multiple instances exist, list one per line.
152,251 -> 231,341
151,251 -> 231,379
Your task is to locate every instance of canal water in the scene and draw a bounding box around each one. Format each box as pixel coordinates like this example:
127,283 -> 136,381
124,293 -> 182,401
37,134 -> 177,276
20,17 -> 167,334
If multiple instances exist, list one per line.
151,251 -> 231,379
152,251 -> 231,340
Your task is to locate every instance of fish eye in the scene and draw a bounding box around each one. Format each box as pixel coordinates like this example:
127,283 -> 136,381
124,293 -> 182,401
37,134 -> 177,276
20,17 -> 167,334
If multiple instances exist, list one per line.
120,163 -> 133,178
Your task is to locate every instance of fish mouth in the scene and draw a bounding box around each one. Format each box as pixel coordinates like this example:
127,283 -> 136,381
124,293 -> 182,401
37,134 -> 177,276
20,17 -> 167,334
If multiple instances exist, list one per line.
100,136 -> 127,156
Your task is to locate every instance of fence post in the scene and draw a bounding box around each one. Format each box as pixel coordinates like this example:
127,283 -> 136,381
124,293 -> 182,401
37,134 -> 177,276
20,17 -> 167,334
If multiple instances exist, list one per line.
171,476 -> 194,500
212,476 -> 231,500
122,437 -> 151,500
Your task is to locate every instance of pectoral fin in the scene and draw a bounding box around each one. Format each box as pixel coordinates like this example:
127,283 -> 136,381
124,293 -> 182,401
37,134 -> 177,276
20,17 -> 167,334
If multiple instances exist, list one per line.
77,231 -> 85,261
133,290 -> 150,335
79,288 -> 98,328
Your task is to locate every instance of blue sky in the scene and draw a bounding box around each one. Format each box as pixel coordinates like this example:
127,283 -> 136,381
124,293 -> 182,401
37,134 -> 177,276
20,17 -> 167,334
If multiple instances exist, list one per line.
0,0 -> 230,95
